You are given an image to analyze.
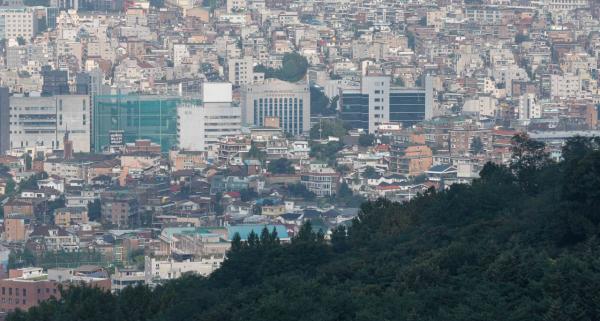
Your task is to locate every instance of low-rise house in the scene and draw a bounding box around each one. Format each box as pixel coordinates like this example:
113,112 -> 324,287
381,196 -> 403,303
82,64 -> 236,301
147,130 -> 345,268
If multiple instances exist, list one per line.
37,177 -> 65,193
3,214 -> 31,242
111,267 -> 145,292
300,163 -> 340,197
54,207 -> 89,228
29,225 -> 80,252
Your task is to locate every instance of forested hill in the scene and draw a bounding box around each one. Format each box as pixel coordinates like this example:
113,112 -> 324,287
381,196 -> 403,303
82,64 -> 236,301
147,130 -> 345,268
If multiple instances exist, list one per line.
8,135 -> 600,321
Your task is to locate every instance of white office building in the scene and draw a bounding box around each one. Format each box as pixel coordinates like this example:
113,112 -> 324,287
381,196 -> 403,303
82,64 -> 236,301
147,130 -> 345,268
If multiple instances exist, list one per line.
240,79 -> 311,135
9,95 -> 91,152
177,83 -> 242,153
340,75 -> 434,133
0,7 -> 37,41
144,256 -> 222,285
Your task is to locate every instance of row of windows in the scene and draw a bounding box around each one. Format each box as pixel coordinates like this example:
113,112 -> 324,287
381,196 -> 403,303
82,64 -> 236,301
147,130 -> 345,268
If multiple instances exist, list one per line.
253,98 -> 304,134
0,287 -> 30,296
1,297 -> 27,305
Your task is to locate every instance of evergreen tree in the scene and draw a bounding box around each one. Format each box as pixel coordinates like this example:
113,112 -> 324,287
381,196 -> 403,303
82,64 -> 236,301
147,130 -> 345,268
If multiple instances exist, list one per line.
231,233 -> 243,252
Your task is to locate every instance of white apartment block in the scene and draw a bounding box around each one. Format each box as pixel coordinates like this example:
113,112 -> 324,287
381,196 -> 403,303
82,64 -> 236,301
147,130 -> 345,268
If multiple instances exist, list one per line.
0,7 -> 37,41
227,56 -> 255,86
518,93 -> 541,120
544,0 -> 589,11
9,95 -> 91,152
550,74 -> 582,98
226,0 -> 246,12
462,96 -> 499,118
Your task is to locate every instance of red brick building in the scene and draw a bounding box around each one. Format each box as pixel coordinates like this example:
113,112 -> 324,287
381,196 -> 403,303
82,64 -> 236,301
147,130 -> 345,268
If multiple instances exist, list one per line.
0,268 -> 110,314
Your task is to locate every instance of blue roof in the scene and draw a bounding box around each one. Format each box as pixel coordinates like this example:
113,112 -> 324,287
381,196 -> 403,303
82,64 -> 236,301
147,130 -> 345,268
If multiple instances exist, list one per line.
427,164 -> 456,173
227,224 -> 289,241
163,227 -> 224,238
255,198 -> 282,206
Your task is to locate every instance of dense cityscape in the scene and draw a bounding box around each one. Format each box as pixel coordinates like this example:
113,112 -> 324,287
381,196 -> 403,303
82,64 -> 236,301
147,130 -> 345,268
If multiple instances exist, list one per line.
0,0 -> 599,319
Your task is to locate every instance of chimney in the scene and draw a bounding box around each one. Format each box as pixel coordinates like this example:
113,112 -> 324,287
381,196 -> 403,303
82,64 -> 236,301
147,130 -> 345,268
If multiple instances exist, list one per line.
64,131 -> 73,160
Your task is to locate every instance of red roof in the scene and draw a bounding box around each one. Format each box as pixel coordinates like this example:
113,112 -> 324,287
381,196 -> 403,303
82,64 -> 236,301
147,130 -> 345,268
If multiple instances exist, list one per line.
225,191 -> 241,198
493,129 -> 518,136
376,185 -> 400,191
374,144 -> 390,152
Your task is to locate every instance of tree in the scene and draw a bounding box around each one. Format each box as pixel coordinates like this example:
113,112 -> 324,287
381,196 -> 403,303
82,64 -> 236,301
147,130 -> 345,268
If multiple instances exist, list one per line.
279,52 -> 308,82
515,34 -> 530,44
240,189 -> 259,202
362,166 -> 379,179
246,142 -> 266,162
150,0 -> 164,7
230,233 -> 243,252
87,199 -> 102,222
330,225 -> 349,252
333,182 -> 364,207
254,52 -> 308,82
293,221 -> 317,243
286,183 -> 316,200
393,77 -> 405,87
247,231 -> 259,248
8,249 -> 36,269
18,172 -> 47,191
214,192 -> 224,215
471,136 -> 484,154
358,134 -> 375,147
510,133 -> 550,194
16,37 -> 26,46
23,153 -> 32,171
267,158 -> 295,174
5,178 -> 16,194
406,30 -> 416,50
336,164 -> 350,175
309,119 -> 347,140
309,141 -> 344,165
310,86 -> 335,116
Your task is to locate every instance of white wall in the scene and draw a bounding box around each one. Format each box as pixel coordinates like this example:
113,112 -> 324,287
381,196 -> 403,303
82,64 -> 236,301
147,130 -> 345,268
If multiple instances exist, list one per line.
202,82 -> 233,103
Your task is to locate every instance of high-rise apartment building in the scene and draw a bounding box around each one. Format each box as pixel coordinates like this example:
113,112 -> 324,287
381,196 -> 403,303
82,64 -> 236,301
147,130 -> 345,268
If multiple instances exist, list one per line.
241,79 -> 310,135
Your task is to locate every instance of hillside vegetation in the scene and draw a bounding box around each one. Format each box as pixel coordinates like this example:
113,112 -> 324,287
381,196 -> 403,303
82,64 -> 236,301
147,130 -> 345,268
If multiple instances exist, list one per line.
8,134 -> 600,321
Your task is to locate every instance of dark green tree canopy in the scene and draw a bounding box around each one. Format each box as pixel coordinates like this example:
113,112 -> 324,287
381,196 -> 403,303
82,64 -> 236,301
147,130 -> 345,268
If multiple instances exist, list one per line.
254,52 -> 308,82
267,158 -> 295,174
